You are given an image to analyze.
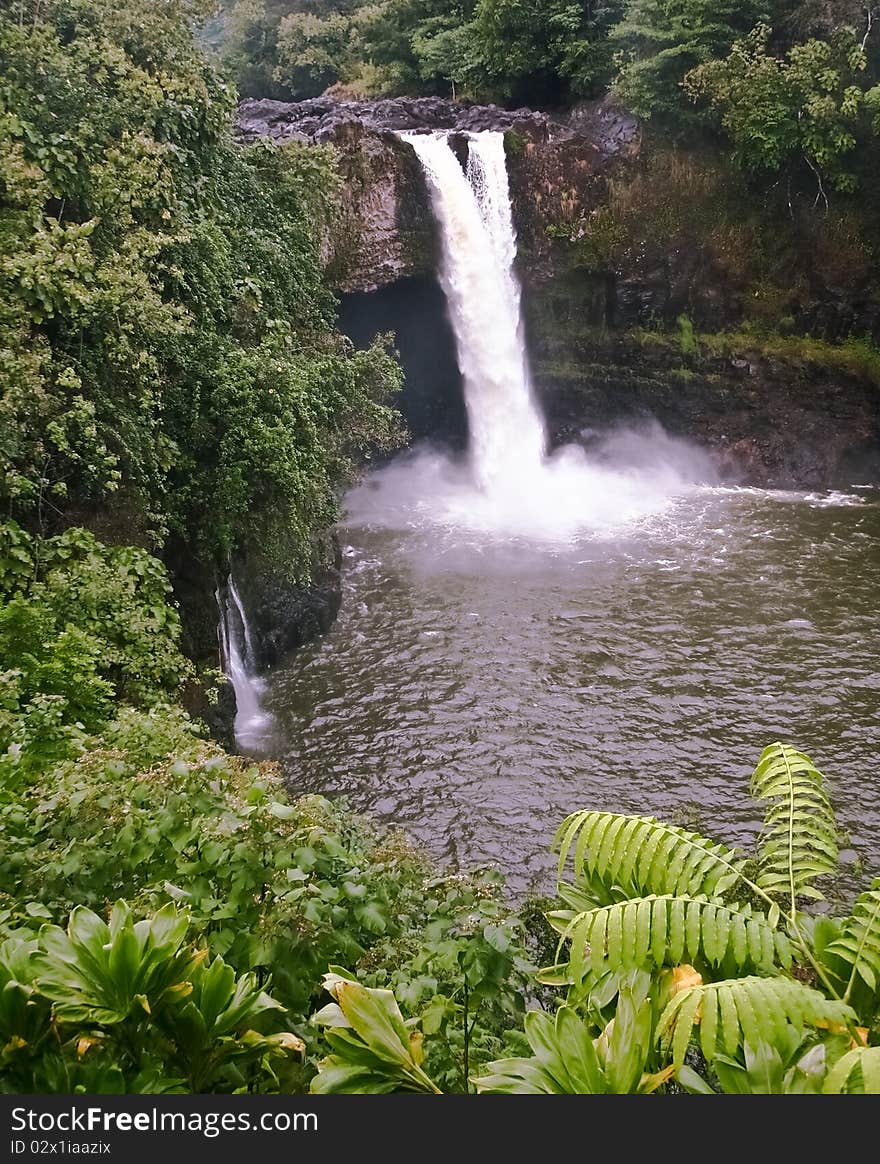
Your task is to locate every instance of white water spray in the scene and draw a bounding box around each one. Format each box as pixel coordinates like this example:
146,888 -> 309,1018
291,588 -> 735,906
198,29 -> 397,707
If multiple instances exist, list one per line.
349,130 -> 714,540
217,577 -> 268,748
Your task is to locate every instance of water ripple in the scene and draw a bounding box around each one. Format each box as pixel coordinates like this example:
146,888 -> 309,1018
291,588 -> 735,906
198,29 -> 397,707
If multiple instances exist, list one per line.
261,487 -> 880,899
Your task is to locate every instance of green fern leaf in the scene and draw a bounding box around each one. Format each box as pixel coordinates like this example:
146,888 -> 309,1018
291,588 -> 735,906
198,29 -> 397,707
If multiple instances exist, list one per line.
659,976 -> 856,1069
557,896 -> 789,984
823,1047 -> 880,1094
824,878 -> 880,996
750,743 -> 838,905
553,811 -> 746,899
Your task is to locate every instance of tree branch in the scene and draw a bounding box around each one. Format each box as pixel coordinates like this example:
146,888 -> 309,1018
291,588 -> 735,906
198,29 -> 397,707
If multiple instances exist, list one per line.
803,154 -> 828,213
862,6 -> 876,52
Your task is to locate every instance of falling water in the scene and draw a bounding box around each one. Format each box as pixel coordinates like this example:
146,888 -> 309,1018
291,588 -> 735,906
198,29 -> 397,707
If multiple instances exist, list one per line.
403,131 -> 546,489
217,577 -> 267,748
372,131 -> 714,540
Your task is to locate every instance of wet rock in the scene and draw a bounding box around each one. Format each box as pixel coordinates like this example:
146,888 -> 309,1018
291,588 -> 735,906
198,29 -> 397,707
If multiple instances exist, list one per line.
180,677 -> 237,752
563,98 -> 640,159
521,288 -> 880,489
236,96 -> 559,143
232,540 -> 343,671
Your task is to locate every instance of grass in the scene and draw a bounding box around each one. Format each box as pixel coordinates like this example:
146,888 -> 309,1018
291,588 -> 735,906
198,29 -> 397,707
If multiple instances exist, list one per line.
623,325 -> 880,384
698,330 -> 880,384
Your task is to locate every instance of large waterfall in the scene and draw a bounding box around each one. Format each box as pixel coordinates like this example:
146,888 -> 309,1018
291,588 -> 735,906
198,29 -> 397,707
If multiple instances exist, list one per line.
346,130 -> 712,540
404,131 -> 546,490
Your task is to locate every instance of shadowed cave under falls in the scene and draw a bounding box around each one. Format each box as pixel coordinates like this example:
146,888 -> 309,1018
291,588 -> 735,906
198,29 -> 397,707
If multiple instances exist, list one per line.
246,131 -> 880,899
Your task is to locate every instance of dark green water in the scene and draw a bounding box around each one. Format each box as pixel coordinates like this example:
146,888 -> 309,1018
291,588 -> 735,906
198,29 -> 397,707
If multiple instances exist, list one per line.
260,478 -> 880,898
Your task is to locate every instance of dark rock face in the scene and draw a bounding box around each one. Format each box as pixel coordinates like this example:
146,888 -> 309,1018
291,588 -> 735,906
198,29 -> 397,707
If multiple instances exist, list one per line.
523,280 -> 880,489
237,96 -> 567,143
232,544 -> 343,672
168,536 -> 344,747
338,275 -> 468,449
180,677 -> 237,753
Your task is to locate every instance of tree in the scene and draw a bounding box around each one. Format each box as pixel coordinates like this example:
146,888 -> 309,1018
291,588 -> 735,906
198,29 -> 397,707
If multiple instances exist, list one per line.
473,0 -> 623,104
274,10 -> 354,97
610,0 -> 768,124
685,24 -> 870,199
0,0 -> 402,578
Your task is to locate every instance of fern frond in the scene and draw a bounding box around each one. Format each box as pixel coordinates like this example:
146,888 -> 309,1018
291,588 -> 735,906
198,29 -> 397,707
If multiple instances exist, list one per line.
750,743 -> 838,906
553,811 -> 746,900
824,878 -> 880,997
823,1047 -> 880,1094
555,896 -> 790,986
659,976 -> 856,1069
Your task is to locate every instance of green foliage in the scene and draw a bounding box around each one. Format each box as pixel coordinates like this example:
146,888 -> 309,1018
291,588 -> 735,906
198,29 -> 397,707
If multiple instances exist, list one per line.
545,744 -> 880,1089
553,808 -> 746,902
471,971 -> 667,1093
234,0 -> 624,104
659,976 -> 856,1070
685,24 -> 872,192
610,0 -> 768,125
0,901 -> 301,1093
275,11 -> 354,98
549,895 -> 790,988
470,0 -> 623,103
311,969 -> 441,1093
821,878 -> 880,1002
0,524 -> 187,780
677,313 -> 698,354
314,744 -> 880,1094
696,329 -> 880,383
1,692 -> 531,1090
750,742 -> 839,905
0,0 -> 402,577
823,1045 -> 880,1093
711,1031 -> 834,1094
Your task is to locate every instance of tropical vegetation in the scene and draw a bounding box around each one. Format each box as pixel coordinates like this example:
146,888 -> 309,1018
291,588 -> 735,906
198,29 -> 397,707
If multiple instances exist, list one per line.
1,0 -> 879,1099
310,745 -> 880,1094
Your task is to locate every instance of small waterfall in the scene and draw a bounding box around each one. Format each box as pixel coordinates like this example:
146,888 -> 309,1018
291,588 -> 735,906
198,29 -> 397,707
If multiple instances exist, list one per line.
403,131 -> 546,490
217,576 -> 267,748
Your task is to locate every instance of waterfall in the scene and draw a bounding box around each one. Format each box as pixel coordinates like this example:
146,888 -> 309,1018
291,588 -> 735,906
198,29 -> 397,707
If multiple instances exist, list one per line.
217,577 -> 267,748
348,130 -> 711,540
403,131 -> 546,490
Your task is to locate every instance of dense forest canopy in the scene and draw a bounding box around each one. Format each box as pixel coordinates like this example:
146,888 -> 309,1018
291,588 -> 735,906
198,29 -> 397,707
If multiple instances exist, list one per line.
1,0 -> 402,578
217,0 -> 880,129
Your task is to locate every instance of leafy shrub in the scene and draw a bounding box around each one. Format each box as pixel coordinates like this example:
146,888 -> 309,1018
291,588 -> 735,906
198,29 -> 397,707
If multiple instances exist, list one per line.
0,524 -> 187,780
0,0 -> 403,578
311,744 -> 880,1095
0,703 -> 531,1089
0,901 -> 302,1094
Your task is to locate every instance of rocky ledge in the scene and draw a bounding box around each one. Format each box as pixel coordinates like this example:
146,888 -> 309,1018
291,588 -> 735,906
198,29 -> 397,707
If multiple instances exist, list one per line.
238,95 -> 552,142
236,96 -> 638,293
237,95 -> 637,150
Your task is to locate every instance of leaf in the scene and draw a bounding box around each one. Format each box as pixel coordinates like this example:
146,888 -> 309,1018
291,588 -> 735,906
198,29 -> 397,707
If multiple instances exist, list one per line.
659,975 -> 857,1070
750,743 -> 838,906
311,973 -> 440,1094
823,878 -> 880,1001
823,1047 -> 880,1094
472,1006 -> 607,1095
553,811 -> 747,901
555,895 -> 788,986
